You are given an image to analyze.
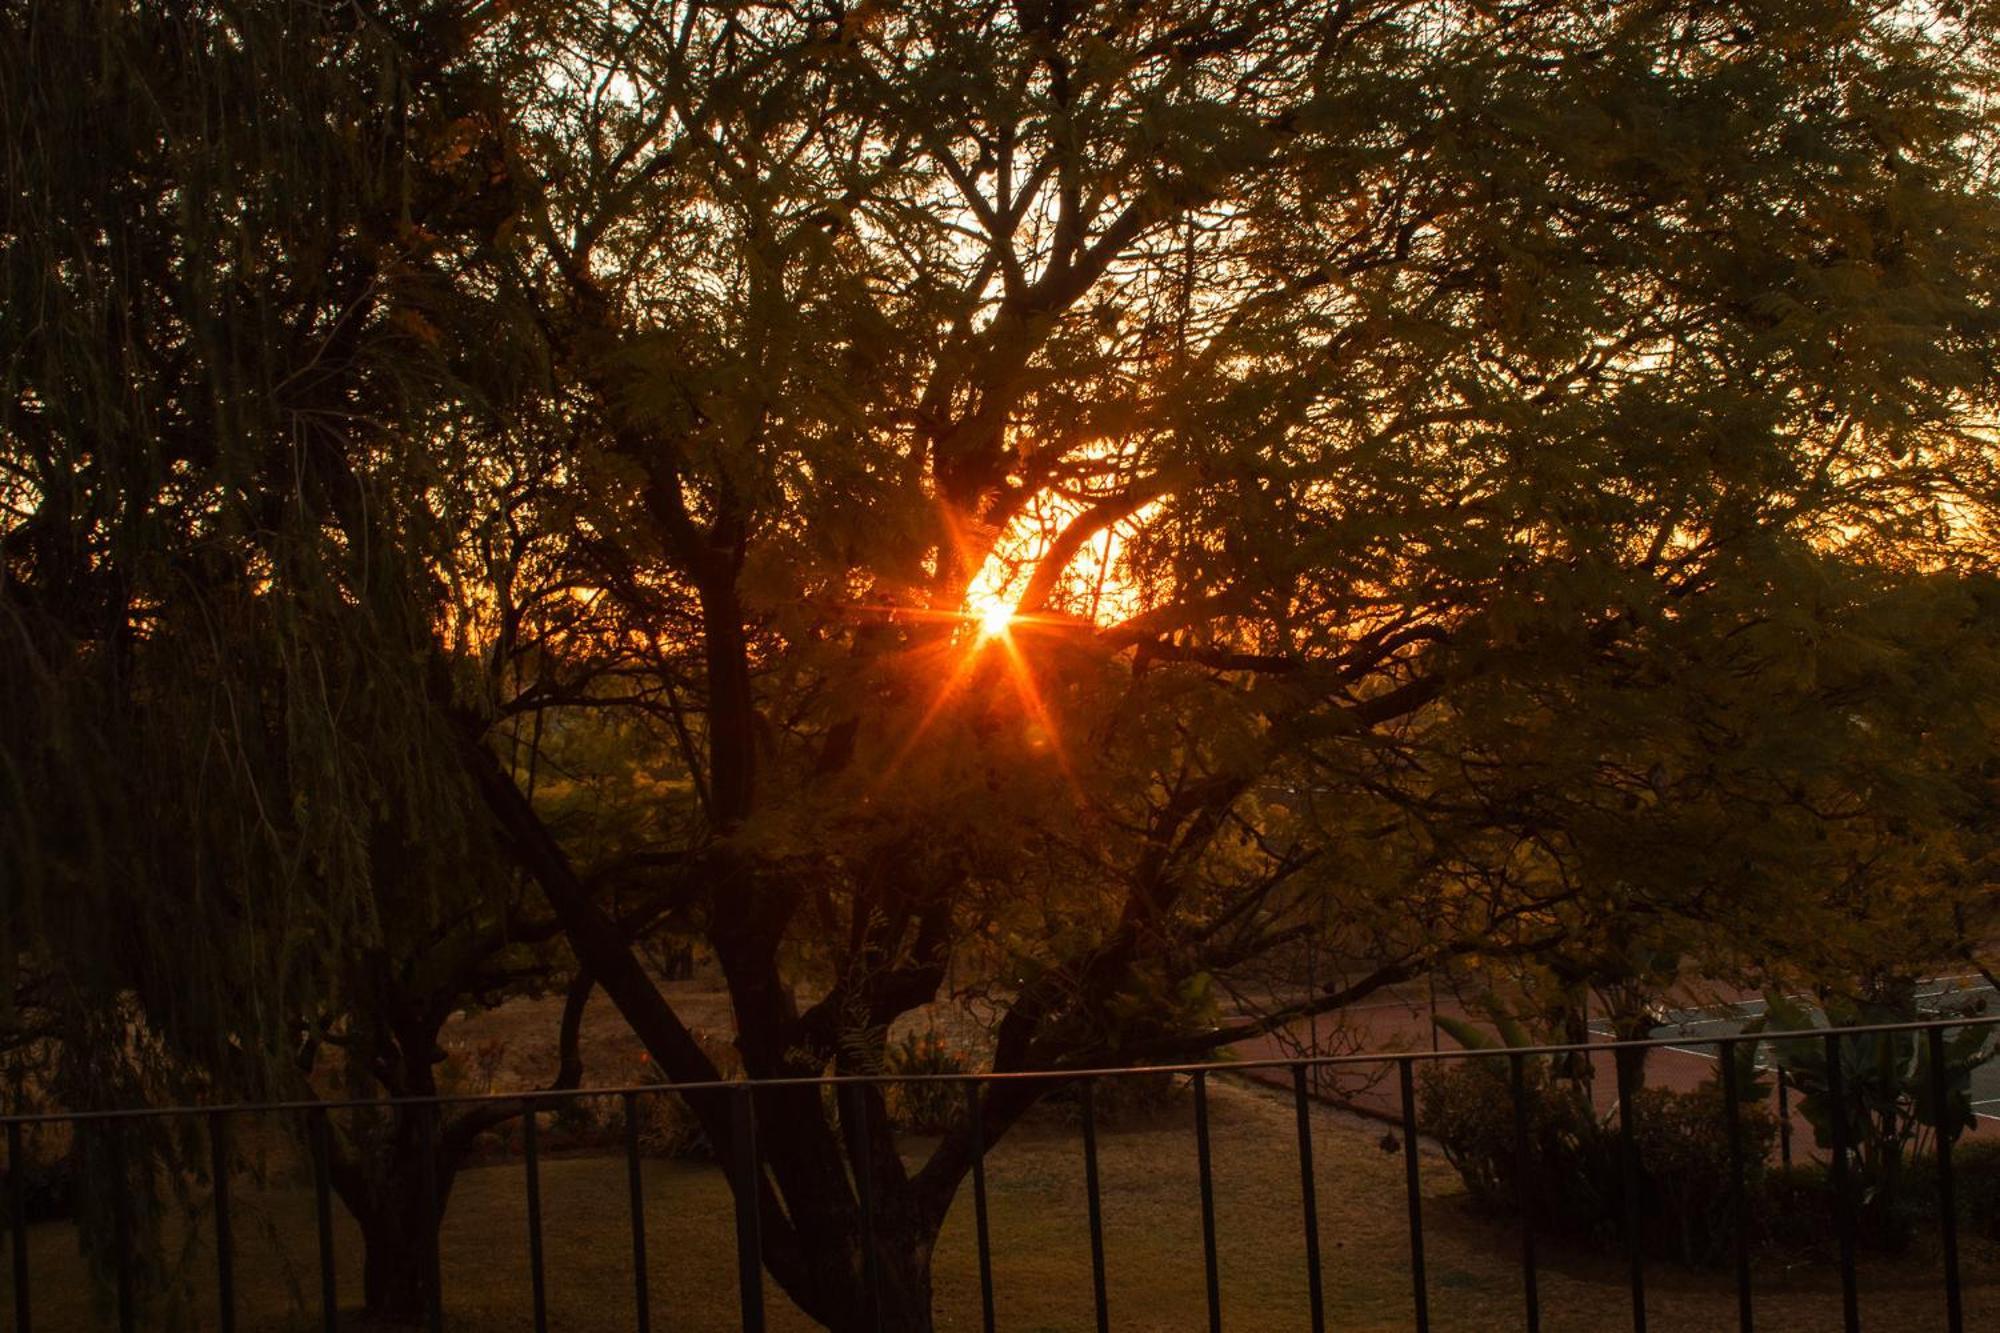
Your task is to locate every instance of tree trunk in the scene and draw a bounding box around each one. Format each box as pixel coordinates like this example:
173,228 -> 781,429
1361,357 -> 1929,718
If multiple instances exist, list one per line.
867,1225 -> 938,1333
459,718 -> 962,1330
780,1201 -> 939,1333
830,1230 -> 937,1333
359,1196 -> 434,1324
334,1125 -> 460,1326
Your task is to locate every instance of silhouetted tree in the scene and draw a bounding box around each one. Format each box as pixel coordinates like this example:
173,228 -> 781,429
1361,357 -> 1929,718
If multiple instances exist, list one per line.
8,3 -> 2000,1328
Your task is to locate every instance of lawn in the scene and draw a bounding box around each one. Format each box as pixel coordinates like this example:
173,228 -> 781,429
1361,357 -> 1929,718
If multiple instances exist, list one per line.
10,1075 -> 1996,1331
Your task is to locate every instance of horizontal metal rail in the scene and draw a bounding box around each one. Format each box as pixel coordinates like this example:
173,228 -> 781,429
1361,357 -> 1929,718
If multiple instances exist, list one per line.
4,1013 -> 1992,1127
1,1016 -> 1990,1333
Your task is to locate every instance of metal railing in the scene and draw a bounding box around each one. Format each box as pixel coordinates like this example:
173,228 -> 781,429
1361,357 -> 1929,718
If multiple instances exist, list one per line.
3,1013 -> 1995,1333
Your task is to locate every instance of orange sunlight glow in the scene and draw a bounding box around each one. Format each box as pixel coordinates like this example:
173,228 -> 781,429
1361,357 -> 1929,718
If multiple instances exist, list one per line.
972,592 -> 1016,639
870,517 -> 1091,803
873,453 -> 1163,803
960,449 -> 1158,635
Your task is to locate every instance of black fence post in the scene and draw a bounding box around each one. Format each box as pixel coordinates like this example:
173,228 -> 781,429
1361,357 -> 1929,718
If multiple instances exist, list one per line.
1616,1045 -> 1646,1333
16,1026 -> 2000,1333
1193,1069 -> 1221,1333
308,1108 -> 337,1332
8,1119 -> 28,1333
417,1102 -> 443,1333
1081,1080 -> 1109,1333
1399,1058 -> 1429,1333
1824,1032 -> 1859,1333
1291,1064 -> 1325,1333
1720,1041 -> 1752,1333
1927,1024 -> 1963,1333
624,1091 -> 651,1333
209,1111 -> 234,1333
523,1100 -> 548,1333
1510,1052 -> 1540,1333
965,1082 -> 996,1333
731,1085 -> 766,1333
109,1122 -> 133,1333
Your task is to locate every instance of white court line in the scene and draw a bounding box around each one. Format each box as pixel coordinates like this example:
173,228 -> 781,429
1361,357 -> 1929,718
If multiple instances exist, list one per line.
1586,1023 -> 1731,1063
1619,979 -> 2000,1124
1659,980 -> 1995,1027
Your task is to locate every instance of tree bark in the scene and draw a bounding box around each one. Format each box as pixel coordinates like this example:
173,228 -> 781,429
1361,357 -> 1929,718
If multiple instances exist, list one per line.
328,1109 -> 462,1326
357,1168 -> 445,1324
321,969 -> 592,1323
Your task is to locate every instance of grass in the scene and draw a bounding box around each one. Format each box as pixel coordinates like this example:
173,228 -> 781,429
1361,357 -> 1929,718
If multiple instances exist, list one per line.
10,1076 -> 1999,1331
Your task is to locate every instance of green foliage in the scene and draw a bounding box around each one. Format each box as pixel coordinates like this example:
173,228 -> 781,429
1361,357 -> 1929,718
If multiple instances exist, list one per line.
1046,1069 -> 1190,1128
1420,1059 -> 1778,1268
10,0 -> 2000,1325
631,1035 -> 744,1161
0,0 -> 544,1102
882,1030 -> 972,1135
1948,1138 -> 2000,1243
1759,993 -> 1997,1242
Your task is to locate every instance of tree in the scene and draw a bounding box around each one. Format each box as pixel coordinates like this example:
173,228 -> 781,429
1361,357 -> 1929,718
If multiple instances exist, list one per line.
8,2 -> 2000,1330
449,3 -> 2000,1327
0,2 -> 595,1320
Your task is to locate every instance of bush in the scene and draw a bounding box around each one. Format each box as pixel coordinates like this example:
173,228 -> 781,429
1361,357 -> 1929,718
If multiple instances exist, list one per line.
631,1029 -> 977,1150
1047,1069 -> 1187,1128
0,1119 -> 76,1227
1420,1060 -> 1776,1267
1636,1082 -> 1778,1265
1874,1133 -> 2000,1249
883,1031 -> 972,1135
548,1094 -> 615,1147
1712,1123 -> 2000,1259
632,1031 -> 743,1160
1756,1005 -> 1995,1249
1420,1059 -> 1604,1228
436,1036 -> 509,1099
1759,1161 -> 1841,1254
1956,1137 -> 2000,1240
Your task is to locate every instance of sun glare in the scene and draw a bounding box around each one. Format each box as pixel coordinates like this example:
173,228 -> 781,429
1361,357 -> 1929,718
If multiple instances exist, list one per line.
973,595 -> 1016,639
955,442 -> 1159,639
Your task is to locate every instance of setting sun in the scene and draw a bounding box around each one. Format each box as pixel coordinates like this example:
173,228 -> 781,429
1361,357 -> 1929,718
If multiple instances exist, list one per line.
973,595 -> 1015,639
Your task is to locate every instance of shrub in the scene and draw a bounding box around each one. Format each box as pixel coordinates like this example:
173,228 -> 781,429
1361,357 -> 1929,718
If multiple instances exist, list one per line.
436,1036 -> 510,1099
1760,1161 -> 1842,1254
0,1118 -> 77,1227
1046,1069 -> 1187,1128
1419,1058 -> 1605,1229
1758,998 -> 1995,1249
883,1031 -> 972,1135
1636,1082 -> 1778,1265
632,1085 -> 712,1159
631,1031 -> 743,1160
1877,1134 -> 2000,1248
1420,1059 -> 1776,1267
1953,1137 -> 2000,1240
549,1094 -> 614,1147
